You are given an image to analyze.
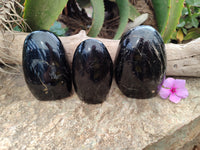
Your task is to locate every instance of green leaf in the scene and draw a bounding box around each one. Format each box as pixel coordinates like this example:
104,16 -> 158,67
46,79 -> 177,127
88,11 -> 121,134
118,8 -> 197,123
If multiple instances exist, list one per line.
177,20 -> 185,28
49,21 -> 68,36
194,7 -> 200,14
152,0 -> 184,43
114,0 -> 129,39
13,26 -> 22,32
87,0 -> 104,37
182,28 -> 187,35
129,3 -> 140,21
184,15 -> 199,29
184,28 -> 200,40
185,0 -> 200,6
191,16 -> 199,28
192,12 -> 200,18
182,7 -> 188,15
152,0 -> 170,33
23,0 -> 68,31
184,16 -> 193,28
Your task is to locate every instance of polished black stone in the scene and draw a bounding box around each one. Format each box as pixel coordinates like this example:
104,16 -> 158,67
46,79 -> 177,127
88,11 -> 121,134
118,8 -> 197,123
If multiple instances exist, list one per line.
114,25 -> 166,98
72,39 -> 113,104
23,30 -> 72,100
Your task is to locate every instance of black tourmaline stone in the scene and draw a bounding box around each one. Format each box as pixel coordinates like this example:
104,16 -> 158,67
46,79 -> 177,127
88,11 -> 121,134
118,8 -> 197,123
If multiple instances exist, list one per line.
72,39 -> 113,104
114,25 -> 166,98
23,30 -> 72,100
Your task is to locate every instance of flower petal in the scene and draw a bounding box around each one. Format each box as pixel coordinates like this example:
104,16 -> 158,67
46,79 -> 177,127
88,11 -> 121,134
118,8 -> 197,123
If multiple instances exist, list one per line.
174,79 -> 186,89
163,78 -> 175,88
169,93 -> 181,103
159,87 -> 171,99
176,88 -> 189,98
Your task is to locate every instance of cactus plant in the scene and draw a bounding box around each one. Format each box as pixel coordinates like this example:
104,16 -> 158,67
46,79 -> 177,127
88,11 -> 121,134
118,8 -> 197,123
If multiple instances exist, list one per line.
87,0 -> 105,37
23,0 -> 139,39
152,0 -> 184,43
23,0 -> 68,31
113,0 -> 129,39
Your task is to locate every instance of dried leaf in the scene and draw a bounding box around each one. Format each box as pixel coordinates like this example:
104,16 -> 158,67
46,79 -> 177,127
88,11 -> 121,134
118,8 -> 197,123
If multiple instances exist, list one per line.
176,29 -> 184,43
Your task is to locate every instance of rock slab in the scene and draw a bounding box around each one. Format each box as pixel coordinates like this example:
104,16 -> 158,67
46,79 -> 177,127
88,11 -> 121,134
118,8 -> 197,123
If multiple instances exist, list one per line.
0,70 -> 200,149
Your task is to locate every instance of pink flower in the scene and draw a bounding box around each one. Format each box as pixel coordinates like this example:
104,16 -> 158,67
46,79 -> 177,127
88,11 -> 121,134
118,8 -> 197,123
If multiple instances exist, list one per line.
159,78 -> 189,103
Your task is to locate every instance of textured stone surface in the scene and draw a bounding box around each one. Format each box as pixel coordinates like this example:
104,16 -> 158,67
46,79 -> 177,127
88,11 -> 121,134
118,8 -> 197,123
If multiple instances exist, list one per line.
180,129 -> 200,150
0,69 -> 200,149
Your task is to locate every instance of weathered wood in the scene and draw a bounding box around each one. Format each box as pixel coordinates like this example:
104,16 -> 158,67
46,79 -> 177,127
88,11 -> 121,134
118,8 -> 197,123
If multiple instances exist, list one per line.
0,31 -> 200,77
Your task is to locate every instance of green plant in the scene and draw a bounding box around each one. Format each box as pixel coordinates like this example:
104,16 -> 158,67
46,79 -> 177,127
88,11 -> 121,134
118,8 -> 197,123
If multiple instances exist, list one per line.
13,25 -> 23,32
23,0 -> 197,43
23,0 -> 68,31
113,0 -> 129,39
152,0 -> 185,43
49,21 -> 68,36
23,0 -> 140,39
87,0 -> 105,37
172,0 -> 200,43
87,0 -> 140,39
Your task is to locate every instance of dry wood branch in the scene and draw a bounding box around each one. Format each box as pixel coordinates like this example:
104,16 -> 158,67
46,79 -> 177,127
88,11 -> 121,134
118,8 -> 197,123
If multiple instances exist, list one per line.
0,31 -> 200,77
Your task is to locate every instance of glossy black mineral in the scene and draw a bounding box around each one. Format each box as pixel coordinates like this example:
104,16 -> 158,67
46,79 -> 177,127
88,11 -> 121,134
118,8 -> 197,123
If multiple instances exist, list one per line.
72,39 -> 113,104
23,30 -> 72,100
114,25 -> 166,98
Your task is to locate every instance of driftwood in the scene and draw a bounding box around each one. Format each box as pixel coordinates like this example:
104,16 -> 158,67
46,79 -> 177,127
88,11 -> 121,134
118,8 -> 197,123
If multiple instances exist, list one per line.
0,31 -> 200,77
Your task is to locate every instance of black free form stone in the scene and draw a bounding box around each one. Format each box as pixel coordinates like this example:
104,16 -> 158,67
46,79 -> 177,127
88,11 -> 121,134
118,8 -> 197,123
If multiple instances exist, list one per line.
114,25 -> 166,98
23,30 -> 72,100
72,39 -> 113,104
